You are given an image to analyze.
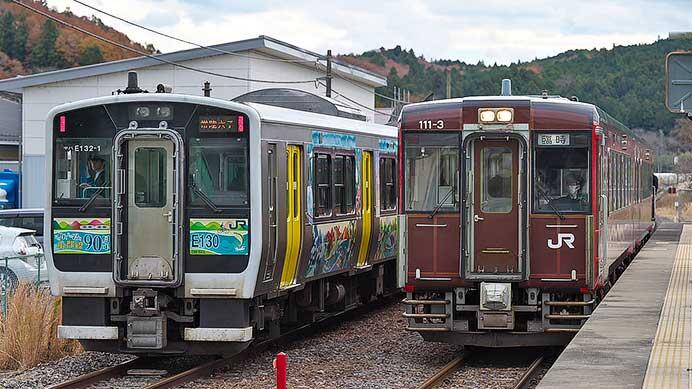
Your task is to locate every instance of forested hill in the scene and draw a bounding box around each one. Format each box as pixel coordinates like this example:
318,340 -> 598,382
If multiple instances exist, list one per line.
340,38 -> 692,133
0,1 -> 687,134
0,0 -> 155,80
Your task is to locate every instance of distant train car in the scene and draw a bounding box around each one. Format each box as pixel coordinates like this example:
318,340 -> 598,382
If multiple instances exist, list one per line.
46,75 -> 399,355
399,81 -> 655,347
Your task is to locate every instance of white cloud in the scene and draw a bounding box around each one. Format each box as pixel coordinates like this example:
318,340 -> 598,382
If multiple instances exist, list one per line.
46,0 -> 687,64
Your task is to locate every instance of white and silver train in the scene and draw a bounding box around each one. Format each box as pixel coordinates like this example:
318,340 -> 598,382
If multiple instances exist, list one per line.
46,75 -> 399,354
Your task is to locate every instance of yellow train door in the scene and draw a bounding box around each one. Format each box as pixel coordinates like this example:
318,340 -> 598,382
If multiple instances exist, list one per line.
281,145 -> 302,288
357,151 -> 372,267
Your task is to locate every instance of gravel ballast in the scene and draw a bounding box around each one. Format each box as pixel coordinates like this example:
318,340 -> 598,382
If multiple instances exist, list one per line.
184,302 -> 462,388
0,301 -> 558,388
0,352 -> 133,389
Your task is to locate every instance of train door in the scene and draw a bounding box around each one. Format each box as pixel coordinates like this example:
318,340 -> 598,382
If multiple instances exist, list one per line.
113,130 -> 184,286
261,144 -> 279,283
598,144 -> 608,283
472,139 -> 520,274
357,151 -> 373,267
280,145 -> 302,288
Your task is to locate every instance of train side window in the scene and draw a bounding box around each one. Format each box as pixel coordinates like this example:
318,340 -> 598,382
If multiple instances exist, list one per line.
615,155 -> 620,210
314,153 -> 332,217
333,154 -> 355,215
619,155 -> 624,209
608,154 -> 612,212
380,157 -> 397,211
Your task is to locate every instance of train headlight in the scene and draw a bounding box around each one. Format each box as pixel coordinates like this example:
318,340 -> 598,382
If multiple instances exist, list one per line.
478,108 -> 514,124
496,109 -> 513,122
479,110 -> 496,123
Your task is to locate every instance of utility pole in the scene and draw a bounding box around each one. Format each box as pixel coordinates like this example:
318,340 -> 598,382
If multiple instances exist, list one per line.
326,49 -> 332,98
446,70 -> 452,99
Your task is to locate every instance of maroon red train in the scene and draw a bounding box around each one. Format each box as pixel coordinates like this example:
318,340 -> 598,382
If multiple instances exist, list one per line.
398,81 -> 655,347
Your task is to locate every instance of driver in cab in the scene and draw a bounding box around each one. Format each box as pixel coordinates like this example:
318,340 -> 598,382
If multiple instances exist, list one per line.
80,155 -> 108,197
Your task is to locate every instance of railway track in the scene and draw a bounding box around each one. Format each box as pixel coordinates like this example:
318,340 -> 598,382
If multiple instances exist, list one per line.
48,296 -> 399,389
417,352 -> 545,389
45,356 -> 226,389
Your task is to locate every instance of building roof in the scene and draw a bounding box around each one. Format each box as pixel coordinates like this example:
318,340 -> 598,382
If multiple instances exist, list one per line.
0,35 -> 387,91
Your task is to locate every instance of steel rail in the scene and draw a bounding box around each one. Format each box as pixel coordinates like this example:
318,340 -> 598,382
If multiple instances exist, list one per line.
513,356 -> 544,389
46,358 -> 141,389
417,353 -> 468,389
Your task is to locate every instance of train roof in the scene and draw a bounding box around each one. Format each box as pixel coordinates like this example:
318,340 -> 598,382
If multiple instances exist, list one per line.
45,93 -> 398,139
246,102 -> 397,138
400,95 -> 644,143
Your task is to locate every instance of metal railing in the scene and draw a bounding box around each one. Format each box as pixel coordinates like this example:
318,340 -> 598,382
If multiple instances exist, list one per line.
0,253 -> 46,318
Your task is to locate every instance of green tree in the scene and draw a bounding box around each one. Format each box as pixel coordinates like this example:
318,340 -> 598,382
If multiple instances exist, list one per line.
13,15 -> 28,62
0,11 -> 16,57
79,44 -> 103,66
32,20 -> 61,69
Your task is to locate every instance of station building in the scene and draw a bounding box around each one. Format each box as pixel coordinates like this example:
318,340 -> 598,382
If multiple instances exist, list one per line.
0,35 -> 387,208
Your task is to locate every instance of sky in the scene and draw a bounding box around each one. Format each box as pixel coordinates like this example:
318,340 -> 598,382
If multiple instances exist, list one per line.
48,0 -> 691,65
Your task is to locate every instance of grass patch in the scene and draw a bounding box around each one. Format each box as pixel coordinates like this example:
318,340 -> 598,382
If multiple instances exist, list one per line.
0,283 -> 81,370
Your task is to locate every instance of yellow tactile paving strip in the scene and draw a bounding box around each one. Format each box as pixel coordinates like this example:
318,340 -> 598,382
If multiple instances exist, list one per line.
643,225 -> 692,389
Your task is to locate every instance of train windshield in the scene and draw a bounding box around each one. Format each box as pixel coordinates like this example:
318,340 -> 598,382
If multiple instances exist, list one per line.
404,133 -> 459,212
189,137 -> 249,207
53,138 -> 112,201
534,133 -> 590,213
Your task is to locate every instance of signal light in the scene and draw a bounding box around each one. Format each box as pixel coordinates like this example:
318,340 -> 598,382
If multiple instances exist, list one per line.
59,115 -> 66,133
403,284 -> 415,293
580,287 -> 589,294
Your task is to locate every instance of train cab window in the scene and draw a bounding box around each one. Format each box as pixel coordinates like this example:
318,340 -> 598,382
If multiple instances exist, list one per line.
380,157 -> 397,211
333,155 -> 355,215
189,137 -> 248,207
53,138 -> 112,201
403,133 -> 459,212
314,153 -> 332,217
534,133 -> 590,213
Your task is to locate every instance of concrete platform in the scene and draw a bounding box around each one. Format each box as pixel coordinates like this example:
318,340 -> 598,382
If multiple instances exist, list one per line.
538,223 -> 683,389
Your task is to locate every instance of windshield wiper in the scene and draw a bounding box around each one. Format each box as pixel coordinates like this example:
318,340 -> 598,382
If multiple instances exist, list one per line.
191,183 -> 222,213
78,187 -> 105,213
536,186 -> 565,220
430,188 -> 456,219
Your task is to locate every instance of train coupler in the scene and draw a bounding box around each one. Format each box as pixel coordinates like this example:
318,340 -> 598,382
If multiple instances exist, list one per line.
125,288 -> 169,349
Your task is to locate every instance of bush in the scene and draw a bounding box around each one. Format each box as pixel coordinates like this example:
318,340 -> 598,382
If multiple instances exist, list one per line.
0,283 -> 81,369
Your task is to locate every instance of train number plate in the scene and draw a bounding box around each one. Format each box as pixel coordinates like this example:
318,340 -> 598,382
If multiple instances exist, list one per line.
537,134 -> 570,146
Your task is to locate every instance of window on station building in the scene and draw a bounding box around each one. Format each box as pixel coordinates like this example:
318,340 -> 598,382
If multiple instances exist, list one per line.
314,153 -> 332,217
333,154 -> 355,215
534,132 -> 590,213
380,157 -> 397,211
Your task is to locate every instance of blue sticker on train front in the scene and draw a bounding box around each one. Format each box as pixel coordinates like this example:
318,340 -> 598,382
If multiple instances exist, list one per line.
190,218 -> 249,255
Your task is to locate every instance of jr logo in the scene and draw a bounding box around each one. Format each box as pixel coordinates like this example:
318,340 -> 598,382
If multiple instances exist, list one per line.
548,233 -> 575,249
